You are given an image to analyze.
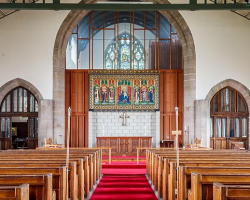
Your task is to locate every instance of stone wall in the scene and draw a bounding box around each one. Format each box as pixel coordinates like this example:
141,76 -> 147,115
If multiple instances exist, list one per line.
88,111 -> 160,148
194,100 -> 210,147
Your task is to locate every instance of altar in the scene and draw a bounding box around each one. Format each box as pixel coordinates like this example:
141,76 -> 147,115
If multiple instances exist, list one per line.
96,137 -> 152,154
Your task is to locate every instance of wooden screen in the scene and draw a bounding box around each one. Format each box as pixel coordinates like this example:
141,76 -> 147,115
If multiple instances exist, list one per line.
160,70 -> 183,146
65,70 -> 89,147
210,87 -> 249,149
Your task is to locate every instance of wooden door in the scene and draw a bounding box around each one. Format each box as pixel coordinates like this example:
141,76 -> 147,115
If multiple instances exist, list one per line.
0,117 -> 12,150
28,117 -> 38,149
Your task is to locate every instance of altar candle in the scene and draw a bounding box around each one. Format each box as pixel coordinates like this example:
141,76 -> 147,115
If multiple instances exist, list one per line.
145,124 -> 146,135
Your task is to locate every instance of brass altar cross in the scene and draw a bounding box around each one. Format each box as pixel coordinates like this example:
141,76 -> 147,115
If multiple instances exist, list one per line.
119,112 -> 130,126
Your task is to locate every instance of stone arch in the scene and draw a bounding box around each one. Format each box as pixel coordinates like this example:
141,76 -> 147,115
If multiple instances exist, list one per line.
206,79 -> 250,149
53,1 -> 196,145
0,78 -> 43,104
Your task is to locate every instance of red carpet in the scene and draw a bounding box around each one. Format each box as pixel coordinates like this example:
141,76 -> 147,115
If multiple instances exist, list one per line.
90,163 -> 157,200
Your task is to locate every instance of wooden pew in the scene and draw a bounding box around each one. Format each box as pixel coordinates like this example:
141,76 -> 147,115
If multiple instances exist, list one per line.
0,159 -> 82,200
179,166 -> 250,200
0,167 -> 66,200
189,172 -> 250,200
0,184 -> 29,200
146,149 -> 250,200
0,174 -> 52,200
213,182 -> 250,200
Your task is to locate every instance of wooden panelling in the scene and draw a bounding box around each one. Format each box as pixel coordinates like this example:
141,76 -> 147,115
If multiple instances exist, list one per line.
65,70 -> 183,148
65,70 -> 89,147
160,70 -> 183,146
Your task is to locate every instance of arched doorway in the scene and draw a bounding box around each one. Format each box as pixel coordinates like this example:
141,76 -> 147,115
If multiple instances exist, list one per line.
0,87 -> 39,150
210,87 -> 249,149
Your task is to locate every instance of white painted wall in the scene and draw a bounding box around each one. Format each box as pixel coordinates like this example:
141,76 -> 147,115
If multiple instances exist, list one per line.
0,10 -> 69,99
0,8 -> 250,100
88,111 -> 160,148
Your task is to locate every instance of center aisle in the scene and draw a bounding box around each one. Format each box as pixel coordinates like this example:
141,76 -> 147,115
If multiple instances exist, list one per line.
90,161 -> 158,200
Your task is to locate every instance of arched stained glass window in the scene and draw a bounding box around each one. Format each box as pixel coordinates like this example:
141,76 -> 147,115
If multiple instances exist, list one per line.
105,32 -> 144,70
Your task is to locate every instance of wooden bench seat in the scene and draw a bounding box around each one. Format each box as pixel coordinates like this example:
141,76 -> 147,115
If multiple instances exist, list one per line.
0,167 -> 66,200
0,174 -> 53,200
213,183 -> 250,200
189,172 -> 250,200
0,159 -> 83,199
0,184 -> 29,200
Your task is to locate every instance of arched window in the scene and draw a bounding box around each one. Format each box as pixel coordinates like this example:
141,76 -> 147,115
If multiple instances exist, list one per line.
210,87 -> 248,149
0,87 -> 38,150
66,11 -> 183,70
105,32 -> 145,70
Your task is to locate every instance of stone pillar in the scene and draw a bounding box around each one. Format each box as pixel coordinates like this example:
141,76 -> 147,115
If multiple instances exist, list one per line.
194,100 -> 210,148
88,111 -> 94,148
38,100 -> 54,147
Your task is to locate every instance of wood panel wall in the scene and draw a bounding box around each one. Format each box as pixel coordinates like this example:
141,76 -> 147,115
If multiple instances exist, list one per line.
160,70 -> 183,145
65,70 -> 183,147
65,70 -> 89,147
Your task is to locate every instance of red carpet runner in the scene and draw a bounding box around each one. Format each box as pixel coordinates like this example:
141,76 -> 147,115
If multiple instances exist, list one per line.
90,162 -> 158,200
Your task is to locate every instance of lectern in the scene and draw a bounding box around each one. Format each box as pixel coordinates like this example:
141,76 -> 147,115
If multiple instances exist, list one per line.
171,131 -> 182,148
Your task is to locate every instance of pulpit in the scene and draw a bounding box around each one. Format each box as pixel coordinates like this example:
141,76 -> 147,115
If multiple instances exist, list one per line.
96,137 -> 152,154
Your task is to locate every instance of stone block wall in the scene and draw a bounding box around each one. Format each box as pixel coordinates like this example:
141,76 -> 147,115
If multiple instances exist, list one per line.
88,111 -> 160,148
194,100 -> 210,147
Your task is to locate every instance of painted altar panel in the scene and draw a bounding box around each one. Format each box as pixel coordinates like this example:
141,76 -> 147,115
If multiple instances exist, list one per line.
89,72 -> 159,111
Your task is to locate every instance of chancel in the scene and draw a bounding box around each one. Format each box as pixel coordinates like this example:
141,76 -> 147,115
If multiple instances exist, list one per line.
0,0 -> 250,199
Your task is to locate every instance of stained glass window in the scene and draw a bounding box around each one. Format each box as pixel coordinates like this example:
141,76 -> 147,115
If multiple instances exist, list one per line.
105,32 -> 144,70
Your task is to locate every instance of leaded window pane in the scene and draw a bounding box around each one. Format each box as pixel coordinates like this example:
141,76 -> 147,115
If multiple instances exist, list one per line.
1,118 -> 5,138
6,118 -> 10,138
226,88 -> 229,111
222,118 -> 227,137
1,101 -> 5,112
6,95 -> 10,112
242,118 -> 247,137
19,89 -> 23,112
238,95 -> 242,112
24,90 -> 28,112
235,118 -> 240,137
30,94 -> 34,112
13,89 -> 17,112
231,90 -> 235,112
30,117 -> 34,138
210,117 -> 213,137
35,101 -> 38,112
221,89 -> 225,112
35,117 -> 38,138
214,95 -> 218,112
216,118 -> 222,137
230,118 -> 235,137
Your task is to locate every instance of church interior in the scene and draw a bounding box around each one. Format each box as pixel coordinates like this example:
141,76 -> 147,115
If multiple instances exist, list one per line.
0,0 -> 250,199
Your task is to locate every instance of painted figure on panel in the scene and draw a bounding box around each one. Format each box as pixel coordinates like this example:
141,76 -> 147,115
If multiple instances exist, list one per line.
109,87 -> 115,103
101,85 -> 108,103
119,86 -> 130,104
118,80 -> 131,105
134,79 -> 140,104
141,80 -> 148,104
108,79 -> 115,104
148,79 -> 155,104
94,87 -> 100,104
134,86 -> 140,104
148,86 -> 154,104
94,79 -> 101,104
